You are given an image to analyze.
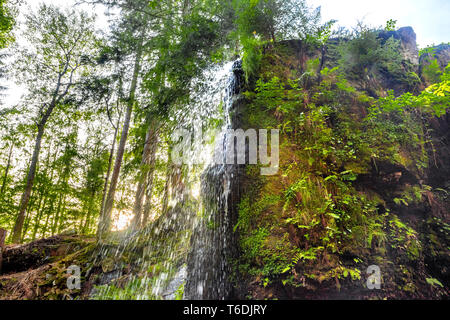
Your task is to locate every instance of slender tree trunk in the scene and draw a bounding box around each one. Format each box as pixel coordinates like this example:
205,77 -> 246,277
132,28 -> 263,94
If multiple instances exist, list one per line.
98,37 -> 144,238
98,117 -> 120,234
41,201 -> 53,238
31,191 -> 45,241
11,85 -> 60,243
0,143 -> 13,195
51,167 -> 68,236
21,190 -> 37,241
130,121 -> 158,230
30,144 -> 58,241
141,134 -> 158,227
83,191 -> 96,234
51,193 -> 64,236
12,125 -> 45,243
57,196 -> 67,234
0,229 -> 7,274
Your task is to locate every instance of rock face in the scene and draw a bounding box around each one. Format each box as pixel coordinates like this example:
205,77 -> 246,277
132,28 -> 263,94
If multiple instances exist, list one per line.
233,30 -> 449,300
420,43 -> 450,74
397,27 -> 420,66
0,235 -> 95,300
378,26 -> 419,68
1,234 -> 93,275
433,44 -> 450,69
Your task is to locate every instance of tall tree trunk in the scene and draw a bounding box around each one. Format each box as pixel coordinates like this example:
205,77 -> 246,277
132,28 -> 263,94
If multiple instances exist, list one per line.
21,190 -> 37,241
51,193 -> 64,236
98,37 -> 144,238
141,134 -> 158,227
30,144 -> 58,241
56,196 -> 67,234
11,86 -> 59,243
0,229 -> 7,274
98,116 -> 120,235
83,190 -> 96,234
0,143 -> 13,196
31,191 -> 46,241
131,120 -> 159,230
11,125 -> 45,243
41,202 -> 53,238
51,164 -> 69,236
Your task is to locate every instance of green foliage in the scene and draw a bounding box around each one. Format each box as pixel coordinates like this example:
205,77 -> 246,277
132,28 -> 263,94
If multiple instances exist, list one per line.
388,215 -> 421,261
237,69 -> 387,287
422,59 -> 443,84
282,246 -> 323,274
0,0 -> 17,48
371,64 -> 449,117
240,36 -> 264,82
337,24 -> 405,85
360,64 -> 449,179
231,0 -> 324,81
175,282 -> 185,300
234,37 -> 447,293
419,45 -> 437,58
385,19 -> 397,31
0,0 -> 448,301
232,0 -> 322,42
426,277 -> 444,288
252,76 -> 304,114
92,277 -> 159,300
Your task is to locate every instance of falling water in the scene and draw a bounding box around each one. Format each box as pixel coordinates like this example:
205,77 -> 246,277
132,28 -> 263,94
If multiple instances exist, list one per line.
90,60 -> 244,300
185,60 -> 244,300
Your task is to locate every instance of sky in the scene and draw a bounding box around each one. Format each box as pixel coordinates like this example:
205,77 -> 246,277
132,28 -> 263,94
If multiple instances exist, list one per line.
25,0 -> 448,48
309,0 -> 450,47
1,0 -> 449,108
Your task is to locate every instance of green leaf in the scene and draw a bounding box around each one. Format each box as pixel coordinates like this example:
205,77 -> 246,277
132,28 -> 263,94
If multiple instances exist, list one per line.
282,267 -> 291,274
426,278 -> 444,288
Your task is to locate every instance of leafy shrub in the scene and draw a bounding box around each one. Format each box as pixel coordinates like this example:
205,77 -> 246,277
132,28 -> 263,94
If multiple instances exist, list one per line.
336,24 -> 412,89
422,59 -> 443,84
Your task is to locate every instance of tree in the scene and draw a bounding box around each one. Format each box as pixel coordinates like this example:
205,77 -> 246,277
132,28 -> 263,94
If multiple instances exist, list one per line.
79,128 -> 109,235
230,0 -> 323,80
97,36 -> 145,237
11,4 -> 96,243
232,0 -> 321,42
0,0 -> 18,48
130,116 -> 160,230
96,0 -> 150,238
0,0 -> 21,99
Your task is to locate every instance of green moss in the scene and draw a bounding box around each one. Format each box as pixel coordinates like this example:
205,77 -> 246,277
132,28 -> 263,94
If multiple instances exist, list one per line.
402,282 -> 416,293
92,277 -> 159,300
175,282 -> 185,300
234,40 -> 447,297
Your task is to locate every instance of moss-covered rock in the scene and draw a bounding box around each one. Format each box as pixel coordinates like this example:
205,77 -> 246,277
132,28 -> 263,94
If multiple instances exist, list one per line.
233,35 -> 450,300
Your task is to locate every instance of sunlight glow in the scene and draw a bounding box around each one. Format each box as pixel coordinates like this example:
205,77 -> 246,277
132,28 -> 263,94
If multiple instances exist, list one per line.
111,210 -> 133,231
191,182 -> 202,200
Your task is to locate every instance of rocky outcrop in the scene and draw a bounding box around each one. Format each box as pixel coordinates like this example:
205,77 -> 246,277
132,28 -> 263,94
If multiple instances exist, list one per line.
397,27 -> 420,66
378,26 -> 419,67
1,234 -> 94,275
420,43 -> 450,70
233,27 -> 449,300
0,234 -> 95,300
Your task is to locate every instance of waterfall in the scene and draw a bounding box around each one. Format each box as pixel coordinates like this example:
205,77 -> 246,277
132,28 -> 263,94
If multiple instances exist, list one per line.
185,60 -> 244,300
91,60 -> 244,300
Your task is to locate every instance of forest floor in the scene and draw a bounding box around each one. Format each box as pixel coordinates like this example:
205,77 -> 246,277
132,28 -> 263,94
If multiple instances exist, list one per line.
0,234 -> 95,300
0,228 -> 448,300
